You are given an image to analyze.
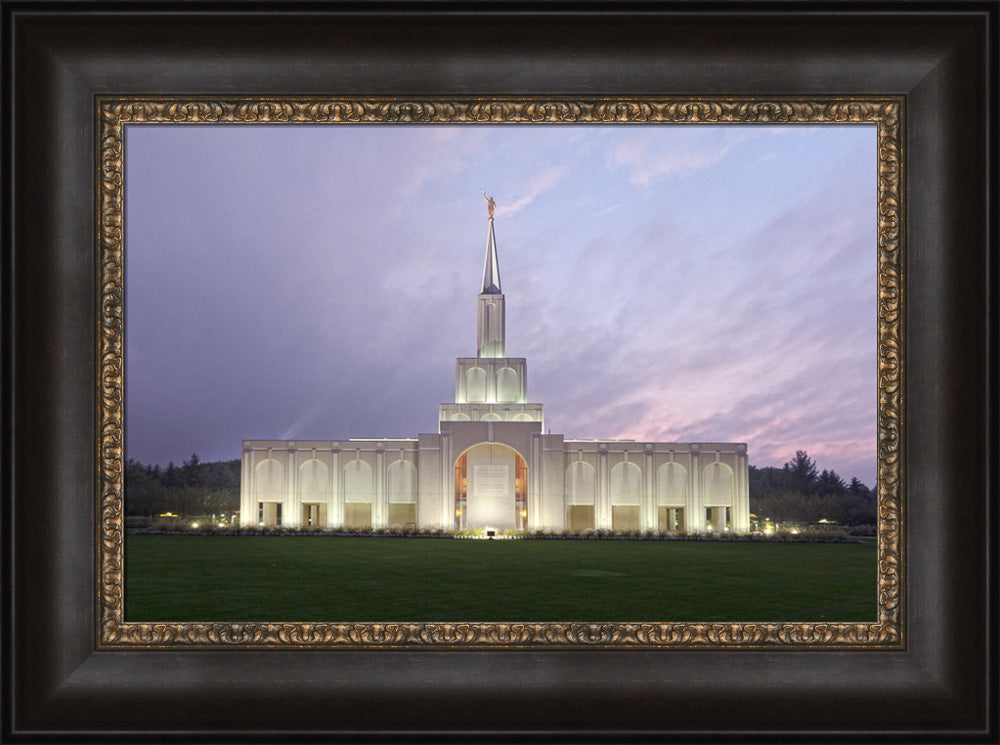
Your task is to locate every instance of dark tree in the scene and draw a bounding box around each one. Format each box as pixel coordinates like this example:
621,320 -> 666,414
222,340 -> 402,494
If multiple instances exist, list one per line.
124,456 -> 240,517
783,450 -> 818,494
816,468 -> 847,496
749,451 -> 876,526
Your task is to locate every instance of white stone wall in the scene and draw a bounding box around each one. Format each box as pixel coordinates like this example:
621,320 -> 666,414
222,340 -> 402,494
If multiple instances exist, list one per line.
240,439 -> 420,529
454,357 -> 527,405
241,434 -> 750,534
439,402 -> 542,424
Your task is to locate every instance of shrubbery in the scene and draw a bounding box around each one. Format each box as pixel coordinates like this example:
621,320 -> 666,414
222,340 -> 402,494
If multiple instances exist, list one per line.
130,523 -> 858,543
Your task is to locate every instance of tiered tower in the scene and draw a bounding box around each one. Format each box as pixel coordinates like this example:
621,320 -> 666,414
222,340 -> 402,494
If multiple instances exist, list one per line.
438,194 -> 543,427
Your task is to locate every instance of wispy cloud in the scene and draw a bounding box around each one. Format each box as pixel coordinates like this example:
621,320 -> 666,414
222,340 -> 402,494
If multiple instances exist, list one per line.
495,165 -> 567,217
607,128 -> 763,186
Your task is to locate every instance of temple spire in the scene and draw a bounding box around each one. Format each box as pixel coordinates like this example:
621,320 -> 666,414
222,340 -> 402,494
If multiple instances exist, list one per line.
477,192 -> 505,357
481,191 -> 501,294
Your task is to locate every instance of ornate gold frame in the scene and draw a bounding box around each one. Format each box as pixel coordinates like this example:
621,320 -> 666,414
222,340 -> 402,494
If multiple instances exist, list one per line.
97,97 -> 903,648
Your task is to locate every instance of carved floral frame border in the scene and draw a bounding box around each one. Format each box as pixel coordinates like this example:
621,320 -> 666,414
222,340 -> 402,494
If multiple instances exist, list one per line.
97,97 -> 903,649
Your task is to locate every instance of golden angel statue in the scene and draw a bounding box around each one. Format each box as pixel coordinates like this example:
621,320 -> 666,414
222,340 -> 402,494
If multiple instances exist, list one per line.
481,189 -> 496,219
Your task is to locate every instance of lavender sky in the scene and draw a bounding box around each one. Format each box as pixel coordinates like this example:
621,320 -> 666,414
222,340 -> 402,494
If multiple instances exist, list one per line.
125,123 -> 878,486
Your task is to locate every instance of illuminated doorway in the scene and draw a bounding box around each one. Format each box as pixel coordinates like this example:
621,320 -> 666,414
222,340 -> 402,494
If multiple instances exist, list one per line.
454,445 -> 527,531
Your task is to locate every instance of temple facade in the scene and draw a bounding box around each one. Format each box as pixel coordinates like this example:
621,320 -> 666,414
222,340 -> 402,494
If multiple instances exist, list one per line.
240,200 -> 750,534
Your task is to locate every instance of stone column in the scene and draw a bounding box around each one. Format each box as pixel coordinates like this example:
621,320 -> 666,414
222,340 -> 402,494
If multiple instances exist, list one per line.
642,446 -> 655,532
329,447 -> 341,528
284,445 -> 300,528
442,433 -> 453,528
240,444 -> 252,527
530,434 -> 541,532
733,446 -> 750,533
709,506 -> 724,533
597,444 -> 610,530
687,447 -> 704,532
374,444 -> 387,529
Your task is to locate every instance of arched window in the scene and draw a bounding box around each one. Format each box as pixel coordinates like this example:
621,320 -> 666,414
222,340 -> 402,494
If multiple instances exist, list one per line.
386,460 -> 417,503
610,461 -> 642,532
610,462 -> 642,504
656,462 -> 687,506
465,367 -> 487,402
343,459 -> 374,529
299,459 -> 328,501
387,459 -> 418,528
343,459 -> 374,503
564,460 -> 596,532
565,461 -> 596,505
702,462 -> 734,506
496,367 -> 519,402
255,459 -> 284,500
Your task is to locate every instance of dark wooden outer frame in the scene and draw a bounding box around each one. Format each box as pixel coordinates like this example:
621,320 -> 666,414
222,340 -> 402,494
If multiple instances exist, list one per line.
4,2 -> 994,741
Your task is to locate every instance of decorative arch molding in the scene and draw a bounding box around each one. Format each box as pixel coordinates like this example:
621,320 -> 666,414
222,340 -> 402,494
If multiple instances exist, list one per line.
702,461 -> 735,506
450,412 -> 471,421
255,458 -> 284,500
465,366 -> 487,402
496,366 -> 518,402
343,459 -> 374,503
481,413 -> 502,421
298,459 -> 328,501
656,462 -> 688,506
453,441 -> 529,469
565,461 -> 596,505
610,461 -> 642,505
386,460 -> 418,504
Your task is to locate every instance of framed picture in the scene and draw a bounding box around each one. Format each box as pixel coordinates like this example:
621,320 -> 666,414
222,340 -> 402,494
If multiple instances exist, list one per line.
112,107 -> 891,641
5,2 -> 993,740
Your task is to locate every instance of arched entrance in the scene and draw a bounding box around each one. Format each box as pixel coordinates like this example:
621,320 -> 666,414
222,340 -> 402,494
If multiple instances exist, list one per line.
454,443 -> 527,532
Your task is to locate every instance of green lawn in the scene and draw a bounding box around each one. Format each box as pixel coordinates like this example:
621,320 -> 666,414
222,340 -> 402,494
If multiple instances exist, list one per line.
124,534 -> 877,622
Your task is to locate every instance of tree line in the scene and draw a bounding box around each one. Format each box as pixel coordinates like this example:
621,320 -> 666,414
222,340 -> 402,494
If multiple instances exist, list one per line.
125,449 -> 877,526
749,450 -> 876,526
125,453 -> 240,518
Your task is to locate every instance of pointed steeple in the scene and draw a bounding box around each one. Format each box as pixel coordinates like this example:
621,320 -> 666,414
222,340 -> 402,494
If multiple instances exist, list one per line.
481,217 -> 501,294
477,192 -> 505,358
480,191 -> 501,294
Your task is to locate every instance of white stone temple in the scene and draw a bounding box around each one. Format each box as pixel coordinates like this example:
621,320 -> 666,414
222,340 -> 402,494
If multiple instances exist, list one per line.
240,196 -> 750,534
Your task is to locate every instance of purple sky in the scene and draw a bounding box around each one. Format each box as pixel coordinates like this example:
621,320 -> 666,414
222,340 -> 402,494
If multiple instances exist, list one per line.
125,123 -> 878,486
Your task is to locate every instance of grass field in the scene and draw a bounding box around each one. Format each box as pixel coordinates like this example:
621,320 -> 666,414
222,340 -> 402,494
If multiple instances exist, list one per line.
124,534 -> 877,622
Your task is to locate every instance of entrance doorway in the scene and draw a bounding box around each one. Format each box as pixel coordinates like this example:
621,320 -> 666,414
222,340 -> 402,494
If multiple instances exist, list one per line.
454,445 -> 527,531
258,502 -> 282,526
301,503 -> 327,527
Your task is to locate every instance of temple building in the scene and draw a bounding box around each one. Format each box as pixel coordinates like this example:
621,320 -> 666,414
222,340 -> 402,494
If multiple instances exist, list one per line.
240,197 -> 750,534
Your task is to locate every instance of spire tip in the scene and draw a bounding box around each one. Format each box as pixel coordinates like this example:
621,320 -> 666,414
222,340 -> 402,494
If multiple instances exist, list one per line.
481,189 -> 496,220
